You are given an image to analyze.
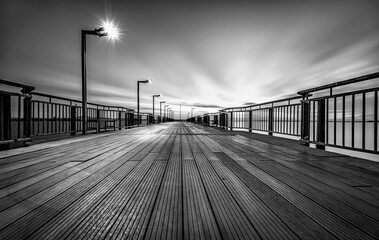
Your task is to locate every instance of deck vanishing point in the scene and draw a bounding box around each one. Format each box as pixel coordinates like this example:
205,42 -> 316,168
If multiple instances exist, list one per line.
0,122 -> 379,240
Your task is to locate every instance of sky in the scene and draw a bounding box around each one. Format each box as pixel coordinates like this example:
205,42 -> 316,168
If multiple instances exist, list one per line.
1,0 -> 379,119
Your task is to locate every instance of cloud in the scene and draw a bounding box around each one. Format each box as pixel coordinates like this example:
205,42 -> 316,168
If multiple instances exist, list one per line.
1,0 -> 379,117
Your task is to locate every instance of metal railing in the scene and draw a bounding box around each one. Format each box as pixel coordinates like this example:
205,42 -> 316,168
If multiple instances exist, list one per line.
298,72 -> 379,154
1,79 -> 154,150
0,80 -> 35,149
191,72 -> 379,155
30,92 -> 137,136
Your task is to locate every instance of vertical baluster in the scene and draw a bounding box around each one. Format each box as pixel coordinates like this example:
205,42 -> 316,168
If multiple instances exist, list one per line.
352,94 -> 355,148
326,98 -> 329,144
55,104 -> 58,133
297,104 -> 300,135
47,103 -> 50,134
374,90 -> 378,152
286,105 -> 289,134
313,101 -> 316,142
290,106 -> 292,135
37,101 -> 40,135
342,95 -> 345,147
18,96 -> 21,139
334,97 -> 337,145
362,92 -> 366,150
279,106 -> 282,133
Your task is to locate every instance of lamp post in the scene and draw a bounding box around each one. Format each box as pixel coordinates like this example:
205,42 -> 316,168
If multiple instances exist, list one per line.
137,79 -> 151,127
160,101 -> 166,123
164,105 -> 169,122
152,94 -> 160,124
81,23 -> 119,135
167,108 -> 171,121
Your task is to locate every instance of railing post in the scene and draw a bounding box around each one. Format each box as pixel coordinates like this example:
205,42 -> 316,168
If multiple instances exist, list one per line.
249,110 -> 252,133
268,108 -> 273,135
118,111 -> 122,130
70,106 -> 76,136
23,94 -> 32,146
0,94 -> 11,150
301,95 -> 310,146
230,112 -> 233,131
316,99 -> 326,150
125,112 -> 128,128
96,109 -> 100,133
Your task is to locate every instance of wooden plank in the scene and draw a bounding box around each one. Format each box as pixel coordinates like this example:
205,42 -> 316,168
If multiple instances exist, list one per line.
0,157 -> 138,239
220,148 -> 377,240
0,135 -> 149,214
181,135 -> 194,160
211,134 -> 379,208
26,135 -> 166,240
190,147 -> 261,239
196,135 -> 301,239
145,152 -> 182,240
183,160 -> 221,240
42,153 -> 158,240
0,122 -> 378,240
216,151 -> 337,240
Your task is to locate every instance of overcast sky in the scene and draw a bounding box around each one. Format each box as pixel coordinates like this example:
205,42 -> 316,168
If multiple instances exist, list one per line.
1,0 -> 379,118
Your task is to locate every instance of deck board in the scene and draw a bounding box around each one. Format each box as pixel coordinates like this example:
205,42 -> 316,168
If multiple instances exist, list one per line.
1,122 -> 379,239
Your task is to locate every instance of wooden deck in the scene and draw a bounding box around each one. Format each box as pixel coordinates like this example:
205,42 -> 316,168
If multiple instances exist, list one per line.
1,122 -> 379,240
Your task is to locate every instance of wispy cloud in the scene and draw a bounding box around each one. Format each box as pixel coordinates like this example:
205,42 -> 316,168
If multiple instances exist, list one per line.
1,0 -> 379,117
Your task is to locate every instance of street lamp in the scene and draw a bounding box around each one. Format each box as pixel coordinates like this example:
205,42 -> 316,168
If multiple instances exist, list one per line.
81,22 -> 119,135
152,94 -> 161,123
160,101 -> 166,123
137,79 -> 152,126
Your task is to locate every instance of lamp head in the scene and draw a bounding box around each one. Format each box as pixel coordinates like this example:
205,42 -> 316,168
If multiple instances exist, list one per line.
139,78 -> 152,84
153,94 -> 160,97
96,20 -> 120,39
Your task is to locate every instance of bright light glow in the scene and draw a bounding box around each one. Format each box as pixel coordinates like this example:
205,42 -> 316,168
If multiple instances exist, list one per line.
103,20 -> 119,39
147,78 -> 152,83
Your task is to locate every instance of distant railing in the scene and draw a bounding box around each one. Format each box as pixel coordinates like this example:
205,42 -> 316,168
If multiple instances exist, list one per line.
189,72 -> 379,155
0,79 -> 154,150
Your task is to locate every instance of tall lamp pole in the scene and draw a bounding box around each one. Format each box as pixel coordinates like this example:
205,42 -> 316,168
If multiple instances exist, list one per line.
164,105 -> 169,122
81,24 -> 118,135
160,101 -> 166,123
137,79 -> 151,127
152,94 -> 161,124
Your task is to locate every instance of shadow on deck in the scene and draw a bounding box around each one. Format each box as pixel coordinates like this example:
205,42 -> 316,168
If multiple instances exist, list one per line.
0,122 -> 379,239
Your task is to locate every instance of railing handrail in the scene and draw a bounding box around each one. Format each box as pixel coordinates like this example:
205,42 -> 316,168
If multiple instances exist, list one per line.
0,79 -> 35,94
32,92 -> 135,112
297,71 -> 379,95
220,95 -> 302,112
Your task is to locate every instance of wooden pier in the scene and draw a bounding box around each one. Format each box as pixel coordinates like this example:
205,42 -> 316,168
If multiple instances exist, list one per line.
0,122 -> 379,239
